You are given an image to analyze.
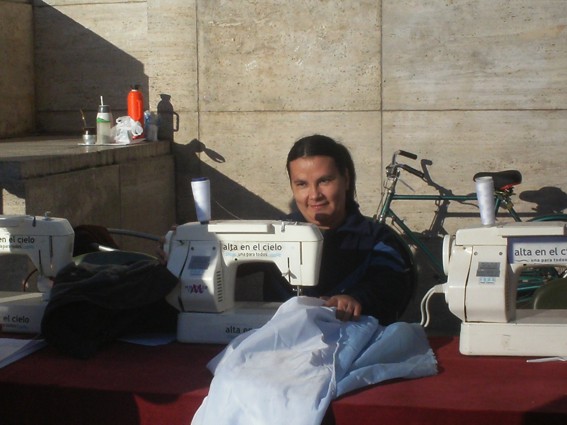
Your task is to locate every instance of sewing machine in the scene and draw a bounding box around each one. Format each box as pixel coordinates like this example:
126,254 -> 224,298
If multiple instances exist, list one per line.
0,214 -> 74,333
442,221 -> 567,356
164,220 -> 323,343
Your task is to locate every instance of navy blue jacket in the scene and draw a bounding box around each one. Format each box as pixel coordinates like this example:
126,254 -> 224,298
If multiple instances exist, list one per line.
284,208 -> 415,324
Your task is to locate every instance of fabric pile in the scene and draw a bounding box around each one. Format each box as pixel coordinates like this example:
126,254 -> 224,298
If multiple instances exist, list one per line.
41,260 -> 178,358
192,297 -> 438,425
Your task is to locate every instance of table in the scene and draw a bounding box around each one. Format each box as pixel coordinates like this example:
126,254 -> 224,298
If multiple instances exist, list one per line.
1,336 -> 566,425
332,337 -> 567,425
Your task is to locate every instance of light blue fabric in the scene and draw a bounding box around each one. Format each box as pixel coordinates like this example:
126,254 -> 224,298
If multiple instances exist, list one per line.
191,297 -> 437,425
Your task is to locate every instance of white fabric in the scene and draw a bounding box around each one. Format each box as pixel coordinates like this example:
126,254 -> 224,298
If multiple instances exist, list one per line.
192,297 -> 437,425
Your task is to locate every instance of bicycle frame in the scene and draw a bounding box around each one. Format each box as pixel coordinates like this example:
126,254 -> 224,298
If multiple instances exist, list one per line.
375,150 -> 567,283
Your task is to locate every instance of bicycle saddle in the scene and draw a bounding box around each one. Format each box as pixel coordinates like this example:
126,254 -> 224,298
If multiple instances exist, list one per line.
473,170 -> 522,191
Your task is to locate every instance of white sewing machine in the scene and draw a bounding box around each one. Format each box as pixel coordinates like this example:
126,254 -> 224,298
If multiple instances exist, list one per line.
442,221 -> 567,356
0,214 -> 74,333
164,220 -> 323,343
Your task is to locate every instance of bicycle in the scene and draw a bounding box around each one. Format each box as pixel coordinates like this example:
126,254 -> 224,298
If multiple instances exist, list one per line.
373,150 -> 567,304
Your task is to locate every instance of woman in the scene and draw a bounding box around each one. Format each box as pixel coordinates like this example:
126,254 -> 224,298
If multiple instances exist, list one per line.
190,136 -> 431,425
161,135 -> 414,324
283,134 -> 414,324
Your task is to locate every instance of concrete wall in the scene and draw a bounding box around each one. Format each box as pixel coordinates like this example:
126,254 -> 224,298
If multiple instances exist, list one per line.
0,0 -> 35,138
9,0 -> 563,234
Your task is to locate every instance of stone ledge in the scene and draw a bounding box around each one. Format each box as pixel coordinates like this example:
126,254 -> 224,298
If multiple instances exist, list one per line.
0,135 -> 171,182
0,135 -> 176,290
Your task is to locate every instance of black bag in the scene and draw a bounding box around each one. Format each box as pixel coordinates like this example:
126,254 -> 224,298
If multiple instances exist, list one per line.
41,259 -> 179,359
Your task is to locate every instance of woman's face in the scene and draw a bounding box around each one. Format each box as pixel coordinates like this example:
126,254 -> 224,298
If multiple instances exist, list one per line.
288,155 -> 349,230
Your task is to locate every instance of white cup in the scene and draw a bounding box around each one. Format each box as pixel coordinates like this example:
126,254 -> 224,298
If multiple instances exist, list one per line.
191,177 -> 211,223
475,176 -> 496,226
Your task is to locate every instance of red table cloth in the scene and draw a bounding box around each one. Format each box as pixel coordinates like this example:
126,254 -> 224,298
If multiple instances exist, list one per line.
1,336 -> 566,425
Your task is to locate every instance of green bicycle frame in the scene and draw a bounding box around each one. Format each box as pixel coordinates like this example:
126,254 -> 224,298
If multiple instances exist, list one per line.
376,189 -> 567,282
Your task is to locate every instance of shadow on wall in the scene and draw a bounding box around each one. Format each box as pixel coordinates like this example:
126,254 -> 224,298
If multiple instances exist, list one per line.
172,139 -> 286,224
156,94 -> 179,142
520,187 -> 567,215
34,2 -> 148,133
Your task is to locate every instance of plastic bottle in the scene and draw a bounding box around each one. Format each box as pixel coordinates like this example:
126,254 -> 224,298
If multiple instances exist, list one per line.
127,85 -> 145,139
96,104 -> 113,144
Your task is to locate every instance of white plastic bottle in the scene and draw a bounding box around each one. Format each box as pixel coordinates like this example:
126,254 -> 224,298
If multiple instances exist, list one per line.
96,104 -> 113,144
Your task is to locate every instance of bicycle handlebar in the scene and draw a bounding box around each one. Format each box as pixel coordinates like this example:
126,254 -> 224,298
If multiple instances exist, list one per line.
396,150 -> 418,160
399,164 -> 425,179
390,150 -> 425,180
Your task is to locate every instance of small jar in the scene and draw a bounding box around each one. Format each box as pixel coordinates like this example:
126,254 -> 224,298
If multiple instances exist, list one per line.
82,127 -> 96,145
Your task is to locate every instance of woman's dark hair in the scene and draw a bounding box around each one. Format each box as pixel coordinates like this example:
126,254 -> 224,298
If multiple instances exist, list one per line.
286,134 -> 358,209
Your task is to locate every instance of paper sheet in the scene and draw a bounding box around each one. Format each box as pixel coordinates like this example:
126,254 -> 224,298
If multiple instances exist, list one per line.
0,338 -> 47,369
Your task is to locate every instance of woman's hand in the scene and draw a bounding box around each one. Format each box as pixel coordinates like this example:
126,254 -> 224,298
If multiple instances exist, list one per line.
321,294 -> 362,322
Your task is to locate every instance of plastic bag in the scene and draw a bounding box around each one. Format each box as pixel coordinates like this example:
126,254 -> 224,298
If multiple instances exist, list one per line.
112,116 -> 143,143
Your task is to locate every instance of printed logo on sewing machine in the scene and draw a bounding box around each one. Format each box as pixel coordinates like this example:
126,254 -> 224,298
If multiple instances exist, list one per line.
0,235 -> 36,249
186,284 -> 208,294
225,325 -> 253,335
222,242 -> 284,252
509,237 -> 567,264
2,314 -> 31,325
222,241 -> 290,260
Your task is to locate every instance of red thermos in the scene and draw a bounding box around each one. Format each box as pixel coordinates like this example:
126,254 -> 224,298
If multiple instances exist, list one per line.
127,85 -> 144,138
